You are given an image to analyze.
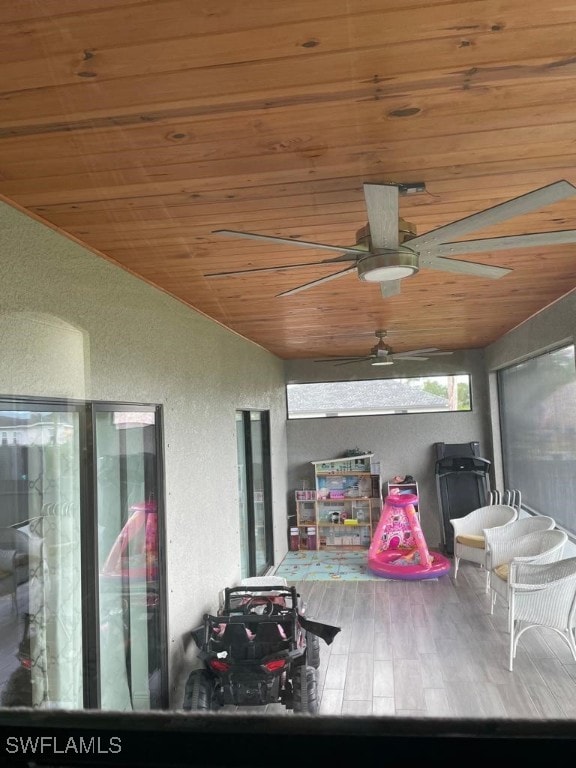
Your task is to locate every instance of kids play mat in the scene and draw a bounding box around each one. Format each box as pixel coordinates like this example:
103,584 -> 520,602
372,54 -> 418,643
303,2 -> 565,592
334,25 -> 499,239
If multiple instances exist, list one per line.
274,550 -> 386,581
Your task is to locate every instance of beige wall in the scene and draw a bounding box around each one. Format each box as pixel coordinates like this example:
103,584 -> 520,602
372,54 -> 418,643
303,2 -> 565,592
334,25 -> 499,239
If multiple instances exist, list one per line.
0,201 -> 289,706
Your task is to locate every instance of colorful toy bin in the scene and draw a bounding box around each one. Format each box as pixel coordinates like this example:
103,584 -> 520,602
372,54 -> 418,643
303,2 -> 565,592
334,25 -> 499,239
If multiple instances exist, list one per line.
367,493 -> 451,580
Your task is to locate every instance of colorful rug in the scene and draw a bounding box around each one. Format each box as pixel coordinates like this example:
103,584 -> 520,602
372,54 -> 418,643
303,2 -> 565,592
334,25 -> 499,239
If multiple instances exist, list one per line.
273,550 -> 388,581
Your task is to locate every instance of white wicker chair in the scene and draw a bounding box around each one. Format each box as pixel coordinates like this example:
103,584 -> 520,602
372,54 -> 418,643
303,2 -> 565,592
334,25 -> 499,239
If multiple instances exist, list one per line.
484,516 -> 556,592
450,504 -> 518,583
508,557 -> 576,671
489,529 -> 568,632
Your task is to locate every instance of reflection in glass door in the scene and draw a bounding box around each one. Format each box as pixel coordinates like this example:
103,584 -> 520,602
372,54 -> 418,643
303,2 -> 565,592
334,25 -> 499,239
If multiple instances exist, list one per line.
95,407 -> 164,710
0,404 -> 83,709
236,411 -> 273,578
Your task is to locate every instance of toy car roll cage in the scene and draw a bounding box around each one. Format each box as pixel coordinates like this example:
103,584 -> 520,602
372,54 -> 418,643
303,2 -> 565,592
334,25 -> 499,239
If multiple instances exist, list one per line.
184,581 -> 340,712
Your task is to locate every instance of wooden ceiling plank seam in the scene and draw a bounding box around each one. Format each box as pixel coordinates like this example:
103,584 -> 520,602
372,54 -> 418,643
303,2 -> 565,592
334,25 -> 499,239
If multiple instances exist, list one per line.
3,26 -> 576,128
24,169 -> 576,220
3,78 -> 576,164
1,0 -> 473,63
60,210 -> 576,248
10,151 -> 576,211
3,0 -> 572,71
5,114 -> 576,186
4,135 -> 576,207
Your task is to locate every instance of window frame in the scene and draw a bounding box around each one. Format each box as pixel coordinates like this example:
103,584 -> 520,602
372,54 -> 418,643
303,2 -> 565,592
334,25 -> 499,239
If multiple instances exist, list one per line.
285,374 -> 473,420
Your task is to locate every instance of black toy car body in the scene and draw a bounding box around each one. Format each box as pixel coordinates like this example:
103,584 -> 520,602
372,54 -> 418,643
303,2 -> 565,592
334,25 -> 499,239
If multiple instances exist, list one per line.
183,578 -> 340,713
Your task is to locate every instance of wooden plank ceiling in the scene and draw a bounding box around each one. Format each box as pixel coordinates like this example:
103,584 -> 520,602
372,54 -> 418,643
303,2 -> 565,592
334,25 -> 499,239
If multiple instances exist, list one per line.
1,0 -> 576,361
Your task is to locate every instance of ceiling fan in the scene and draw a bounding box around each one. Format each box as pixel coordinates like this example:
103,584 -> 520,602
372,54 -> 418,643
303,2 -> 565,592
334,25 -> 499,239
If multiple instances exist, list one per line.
208,180 -> 576,298
313,330 -> 454,367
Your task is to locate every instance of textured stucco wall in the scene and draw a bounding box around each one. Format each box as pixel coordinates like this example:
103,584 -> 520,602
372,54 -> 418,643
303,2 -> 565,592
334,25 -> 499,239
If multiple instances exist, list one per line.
0,201 -> 288,706
285,350 -> 492,547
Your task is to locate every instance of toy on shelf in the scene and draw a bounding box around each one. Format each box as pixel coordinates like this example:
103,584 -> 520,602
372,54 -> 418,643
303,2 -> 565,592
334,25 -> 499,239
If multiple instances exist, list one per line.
367,493 -> 451,580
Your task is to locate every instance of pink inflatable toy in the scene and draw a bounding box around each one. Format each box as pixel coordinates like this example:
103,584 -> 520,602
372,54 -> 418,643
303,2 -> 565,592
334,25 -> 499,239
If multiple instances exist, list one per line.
367,493 -> 451,580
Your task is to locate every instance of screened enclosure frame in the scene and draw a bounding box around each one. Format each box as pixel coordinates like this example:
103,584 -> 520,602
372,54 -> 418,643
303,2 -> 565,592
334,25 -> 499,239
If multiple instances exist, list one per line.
497,343 -> 576,539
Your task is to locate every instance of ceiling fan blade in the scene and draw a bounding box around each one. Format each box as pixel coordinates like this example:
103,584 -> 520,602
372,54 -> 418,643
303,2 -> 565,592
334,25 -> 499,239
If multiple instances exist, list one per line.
363,184 -> 399,249
313,356 -> 369,363
380,280 -> 401,298
421,255 -> 512,279
391,347 -> 441,358
408,180 -> 576,249
205,255 -> 355,278
276,266 -> 357,297
333,357 -> 372,366
390,355 -> 430,361
430,229 -> 576,256
213,229 -> 366,256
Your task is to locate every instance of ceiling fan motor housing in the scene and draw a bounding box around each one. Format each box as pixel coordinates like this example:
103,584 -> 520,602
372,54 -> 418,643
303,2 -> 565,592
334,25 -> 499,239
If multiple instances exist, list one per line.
355,221 -> 419,282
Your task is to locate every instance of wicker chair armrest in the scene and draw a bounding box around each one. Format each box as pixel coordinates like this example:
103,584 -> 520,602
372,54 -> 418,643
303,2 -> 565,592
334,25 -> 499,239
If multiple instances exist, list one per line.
489,538 -> 529,569
509,558 -> 576,588
508,553 -> 561,584
490,531 -> 565,570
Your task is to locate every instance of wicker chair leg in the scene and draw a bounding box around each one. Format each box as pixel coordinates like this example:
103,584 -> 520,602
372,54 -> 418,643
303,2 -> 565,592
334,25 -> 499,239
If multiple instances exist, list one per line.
453,556 -> 460,580
509,626 -> 515,672
567,629 -> 576,662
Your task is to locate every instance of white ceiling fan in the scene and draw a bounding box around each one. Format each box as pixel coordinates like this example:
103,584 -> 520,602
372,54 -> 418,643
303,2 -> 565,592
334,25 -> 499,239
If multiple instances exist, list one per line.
208,180 -> 576,298
313,330 -> 454,366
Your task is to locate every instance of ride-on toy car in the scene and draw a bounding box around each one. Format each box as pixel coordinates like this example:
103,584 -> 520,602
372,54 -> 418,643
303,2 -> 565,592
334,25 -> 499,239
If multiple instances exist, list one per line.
183,577 -> 340,713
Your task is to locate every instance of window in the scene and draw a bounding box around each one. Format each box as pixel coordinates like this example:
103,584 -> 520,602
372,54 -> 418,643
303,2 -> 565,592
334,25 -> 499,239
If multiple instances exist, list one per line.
498,344 -> 576,536
286,375 -> 471,419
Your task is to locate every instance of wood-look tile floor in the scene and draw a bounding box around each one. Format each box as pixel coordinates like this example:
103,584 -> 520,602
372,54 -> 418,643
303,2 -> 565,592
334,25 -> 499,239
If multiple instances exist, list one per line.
227,561 -> 576,719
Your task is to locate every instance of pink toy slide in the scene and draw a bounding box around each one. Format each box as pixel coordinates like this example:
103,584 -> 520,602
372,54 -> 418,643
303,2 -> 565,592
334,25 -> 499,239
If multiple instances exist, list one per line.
367,493 -> 451,580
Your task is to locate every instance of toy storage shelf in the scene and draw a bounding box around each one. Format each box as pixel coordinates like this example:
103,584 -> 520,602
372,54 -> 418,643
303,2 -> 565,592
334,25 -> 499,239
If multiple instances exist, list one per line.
293,454 -> 381,551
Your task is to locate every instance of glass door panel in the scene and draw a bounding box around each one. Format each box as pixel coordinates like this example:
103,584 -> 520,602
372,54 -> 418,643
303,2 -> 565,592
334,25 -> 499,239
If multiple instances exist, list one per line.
250,413 -> 268,576
0,406 -> 83,709
235,413 -> 250,580
236,411 -> 273,578
95,409 -> 162,710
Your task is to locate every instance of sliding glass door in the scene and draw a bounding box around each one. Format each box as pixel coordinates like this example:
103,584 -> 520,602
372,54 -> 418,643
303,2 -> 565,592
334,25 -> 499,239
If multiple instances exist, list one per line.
95,407 -> 164,710
236,411 -> 273,578
0,403 -> 83,708
0,398 -> 166,711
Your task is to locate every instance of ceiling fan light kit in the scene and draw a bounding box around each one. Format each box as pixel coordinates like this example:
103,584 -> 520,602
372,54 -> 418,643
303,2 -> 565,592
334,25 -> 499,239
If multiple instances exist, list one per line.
357,251 -> 419,282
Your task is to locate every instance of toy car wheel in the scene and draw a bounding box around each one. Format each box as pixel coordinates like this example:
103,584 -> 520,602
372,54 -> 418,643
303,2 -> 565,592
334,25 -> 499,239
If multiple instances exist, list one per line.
305,632 -> 321,669
182,669 -> 215,711
292,665 -> 318,714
